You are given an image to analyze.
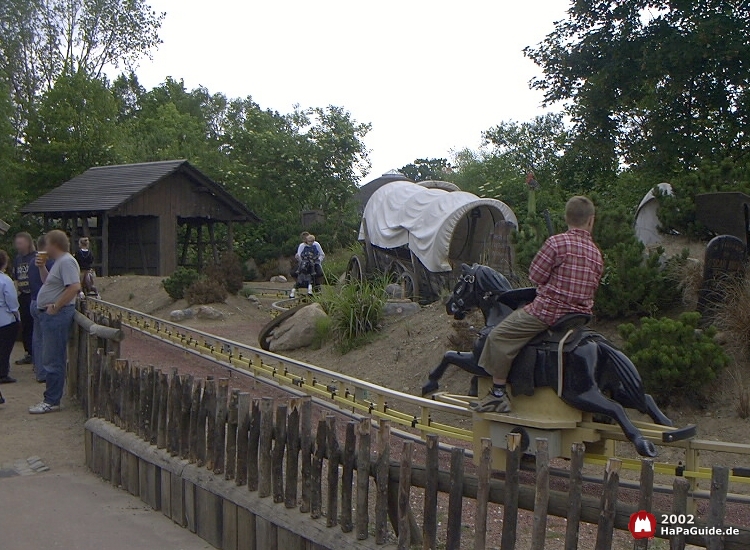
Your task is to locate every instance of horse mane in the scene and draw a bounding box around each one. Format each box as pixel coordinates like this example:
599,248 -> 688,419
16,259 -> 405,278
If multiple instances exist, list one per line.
472,264 -> 512,294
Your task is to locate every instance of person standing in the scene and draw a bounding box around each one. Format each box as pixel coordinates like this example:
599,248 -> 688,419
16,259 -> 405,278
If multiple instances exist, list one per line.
12,232 -> 36,365
29,235 -> 53,383
0,250 -> 21,386
29,230 -> 80,414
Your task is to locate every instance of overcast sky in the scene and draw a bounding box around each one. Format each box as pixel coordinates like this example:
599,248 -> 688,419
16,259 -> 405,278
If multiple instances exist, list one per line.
132,0 -> 570,182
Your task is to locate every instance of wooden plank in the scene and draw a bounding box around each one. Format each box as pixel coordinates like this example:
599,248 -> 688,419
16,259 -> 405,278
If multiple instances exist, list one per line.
180,374 -> 193,460
595,458 -> 622,550
189,378 -> 203,463
255,516 -> 277,550
237,506 -> 256,550
299,397 -> 313,513
149,367 -> 158,445
273,404 -> 288,504
501,432 -> 522,550
195,485 -> 223,548
531,438 -> 550,550
248,399 -> 261,492
311,419 -> 326,520
171,472 -> 185,527
168,371 -> 181,456
236,393 -> 251,487
127,452 -> 140,496
446,447 -> 465,550
223,500 -> 238,550
160,467 -> 172,518
356,418 -> 371,541
375,420 -> 391,545
204,377 -> 217,470
213,378 -> 229,475
397,441 -> 413,550
138,458 -> 161,510
110,439 -> 122,487
341,421 -> 356,533
475,438 -> 492,550
184,480 -> 197,533
706,466 -> 729,550
634,459 -> 655,550
285,399 -> 301,509
277,528 -> 303,550
258,397 -> 274,498
156,371 -> 169,449
670,477 -> 690,550
564,442 -> 585,550
326,415 -> 339,528
423,433 -> 439,550
226,389 -> 240,481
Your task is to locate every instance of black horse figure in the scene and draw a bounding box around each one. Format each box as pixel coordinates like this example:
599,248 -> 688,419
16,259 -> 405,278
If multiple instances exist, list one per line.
422,263 -> 676,458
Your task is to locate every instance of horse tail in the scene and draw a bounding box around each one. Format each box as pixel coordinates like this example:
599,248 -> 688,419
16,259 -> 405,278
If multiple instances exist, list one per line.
597,340 -> 647,409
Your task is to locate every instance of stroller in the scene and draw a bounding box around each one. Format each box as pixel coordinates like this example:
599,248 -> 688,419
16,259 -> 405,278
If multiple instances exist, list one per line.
290,245 -> 321,298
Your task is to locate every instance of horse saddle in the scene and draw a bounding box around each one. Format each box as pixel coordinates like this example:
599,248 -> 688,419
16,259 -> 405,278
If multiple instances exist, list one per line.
508,313 -> 593,397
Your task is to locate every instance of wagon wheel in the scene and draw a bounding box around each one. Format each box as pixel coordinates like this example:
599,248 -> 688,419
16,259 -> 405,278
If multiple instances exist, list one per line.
258,304 -> 307,351
346,255 -> 365,283
386,260 -> 419,301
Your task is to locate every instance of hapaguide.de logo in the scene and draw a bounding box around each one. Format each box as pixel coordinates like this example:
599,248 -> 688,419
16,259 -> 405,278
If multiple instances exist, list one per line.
629,510 -> 656,539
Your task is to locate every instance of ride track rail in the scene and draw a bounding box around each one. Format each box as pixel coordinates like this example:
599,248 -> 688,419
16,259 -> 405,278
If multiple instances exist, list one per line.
87,297 -> 750,496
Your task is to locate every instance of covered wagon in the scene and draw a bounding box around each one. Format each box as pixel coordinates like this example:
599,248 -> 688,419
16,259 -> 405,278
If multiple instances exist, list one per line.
348,180 -> 518,303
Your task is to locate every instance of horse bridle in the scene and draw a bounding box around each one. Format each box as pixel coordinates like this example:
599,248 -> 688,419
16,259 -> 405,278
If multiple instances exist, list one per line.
450,272 -> 476,314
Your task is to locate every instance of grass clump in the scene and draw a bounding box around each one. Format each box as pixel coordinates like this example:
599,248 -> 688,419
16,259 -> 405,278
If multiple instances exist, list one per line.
316,276 -> 388,352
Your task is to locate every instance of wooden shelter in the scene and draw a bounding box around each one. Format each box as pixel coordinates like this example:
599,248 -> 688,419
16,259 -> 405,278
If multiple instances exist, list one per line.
21,160 -> 259,276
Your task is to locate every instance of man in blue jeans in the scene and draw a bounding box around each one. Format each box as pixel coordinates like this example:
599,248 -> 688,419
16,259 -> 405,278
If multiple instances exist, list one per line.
29,230 -> 80,414
29,235 -> 54,383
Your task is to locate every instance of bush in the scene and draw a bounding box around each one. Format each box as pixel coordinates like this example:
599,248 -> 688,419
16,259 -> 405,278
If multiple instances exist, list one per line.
162,267 -> 201,301
205,251 -> 245,295
258,258 -> 280,280
184,277 -> 229,305
315,277 -> 388,352
619,312 -> 729,404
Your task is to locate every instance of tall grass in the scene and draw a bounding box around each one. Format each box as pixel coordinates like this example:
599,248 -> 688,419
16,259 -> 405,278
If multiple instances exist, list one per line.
315,275 -> 388,352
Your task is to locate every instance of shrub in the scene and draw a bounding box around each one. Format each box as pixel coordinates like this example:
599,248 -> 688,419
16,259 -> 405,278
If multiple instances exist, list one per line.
162,267 -> 201,301
315,277 -> 388,352
205,251 -> 245,295
619,312 -> 729,404
258,258 -> 280,280
184,277 -> 229,305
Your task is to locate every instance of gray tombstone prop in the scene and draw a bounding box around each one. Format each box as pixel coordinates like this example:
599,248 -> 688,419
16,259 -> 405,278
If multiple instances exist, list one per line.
696,235 -> 747,320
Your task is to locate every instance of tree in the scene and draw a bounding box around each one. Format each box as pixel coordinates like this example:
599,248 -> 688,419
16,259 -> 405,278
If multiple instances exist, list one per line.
399,158 -> 450,182
524,1 -> 750,179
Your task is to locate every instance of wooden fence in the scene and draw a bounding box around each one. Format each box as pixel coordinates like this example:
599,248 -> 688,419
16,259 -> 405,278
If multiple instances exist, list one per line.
71,323 -> 750,550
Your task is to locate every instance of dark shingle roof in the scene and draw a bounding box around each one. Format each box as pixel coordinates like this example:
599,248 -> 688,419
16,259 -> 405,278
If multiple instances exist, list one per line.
21,159 -> 259,222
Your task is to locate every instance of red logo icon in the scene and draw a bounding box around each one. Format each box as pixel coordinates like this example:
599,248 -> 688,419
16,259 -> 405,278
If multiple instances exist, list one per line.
629,510 -> 656,539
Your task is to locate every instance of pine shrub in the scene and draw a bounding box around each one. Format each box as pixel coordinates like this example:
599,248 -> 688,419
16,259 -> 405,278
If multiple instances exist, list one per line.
162,267 -> 201,301
619,312 -> 729,404
205,252 -> 245,295
184,277 -> 229,305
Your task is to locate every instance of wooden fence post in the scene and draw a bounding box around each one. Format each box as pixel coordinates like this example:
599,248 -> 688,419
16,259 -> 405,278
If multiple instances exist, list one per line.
706,466 -> 729,550
225,389 -> 239,480
299,396 -> 313,514
131,366 -> 141,433
565,442 -> 585,550
204,377 -> 217,470
375,420 -> 391,544
670,477 -> 690,550
189,378 -> 203,463
284,399 -> 301,509
213,378 -> 229,475
149,367 -> 159,445
475,438 -> 492,550
501,432 -> 522,550
258,397 -> 274,498
235,392 -> 250,487
179,375 -> 193,459
531,438 -> 550,550
634,458 -> 655,550
311,419 -> 327,520
341,421 -> 356,533
168,371 -> 181,456
247,399 -> 261,492
423,433 -> 439,550
326,415 -> 340,528
397,441 -> 414,550
156,371 -> 169,449
594,458 -> 622,550
356,417 -> 371,540
446,447 -> 465,550
273,404 -> 288,504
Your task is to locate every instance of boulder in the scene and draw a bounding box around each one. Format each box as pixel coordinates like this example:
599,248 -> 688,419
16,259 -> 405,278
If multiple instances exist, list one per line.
169,308 -> 195,322
386,283 -> 404,299
268,303 -> 328,352
247,294 -> 260,304
194,305 -> 225,320
270,275 -> 288,283
383,300 -> 420,317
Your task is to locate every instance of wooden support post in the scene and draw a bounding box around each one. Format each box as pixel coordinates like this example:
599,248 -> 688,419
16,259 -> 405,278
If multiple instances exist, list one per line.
299,396 -> 313,513
531,438 -> 550,550
311,419 -> 327,520
341,421 -> 356,533
634,459 -> 655,550
284,400 -> 301,508
706,466 -> 729,550
101,213 -> 109,276
226,221 -> 234,251
196,222 -> 204,269
272,404 -> 288,504
475,438 -> 492,550
180,223 -> 192,267
213,378 -> 229,474
397,441 -> 414,550
446,447 -> 465,550
671,477 -> 690,550
225,389 -> 239,480
326,415 -> 339,528
356,418 -> 371,540
375,420 -> 391,545
247,399 -> 261,492
235,392 -> 250,487
208,221 -> 218,264
258,397 -> 274,498
565,442 -> 585,550
423,433 -> 439,550
595,458 -> 622,550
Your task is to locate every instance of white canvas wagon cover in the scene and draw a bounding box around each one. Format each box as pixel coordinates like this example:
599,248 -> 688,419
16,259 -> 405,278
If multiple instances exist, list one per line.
359,180 -> 518,272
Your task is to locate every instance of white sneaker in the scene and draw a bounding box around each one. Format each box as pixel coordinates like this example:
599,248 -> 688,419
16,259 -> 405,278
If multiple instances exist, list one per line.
307,284 -> 313,295
289,289 -> 296,298
29,402 -> 60,414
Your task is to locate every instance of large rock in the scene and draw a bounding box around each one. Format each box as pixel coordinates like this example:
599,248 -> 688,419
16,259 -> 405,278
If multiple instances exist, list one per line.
194,305 -> 225,320
385,283 -> 404,299
270,275 -> 288,283
268,303 -> 328,352
169,308 -> 195,322
383,300 -> 420,317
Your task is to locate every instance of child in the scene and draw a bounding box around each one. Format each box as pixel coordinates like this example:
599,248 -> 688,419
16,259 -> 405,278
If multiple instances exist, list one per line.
74,237 -> 94,271
297,235 -> 322,295
291,234 -> 325,298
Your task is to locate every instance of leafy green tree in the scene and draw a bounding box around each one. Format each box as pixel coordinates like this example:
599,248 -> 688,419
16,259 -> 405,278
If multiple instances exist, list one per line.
399,158 -> 450,182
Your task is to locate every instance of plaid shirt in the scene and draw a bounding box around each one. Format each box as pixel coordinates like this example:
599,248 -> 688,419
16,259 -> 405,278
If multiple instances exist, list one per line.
524,228 -> 603,325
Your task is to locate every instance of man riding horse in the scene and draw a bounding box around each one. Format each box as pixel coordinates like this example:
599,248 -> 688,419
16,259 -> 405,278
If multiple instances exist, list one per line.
472,196 -> 602,413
